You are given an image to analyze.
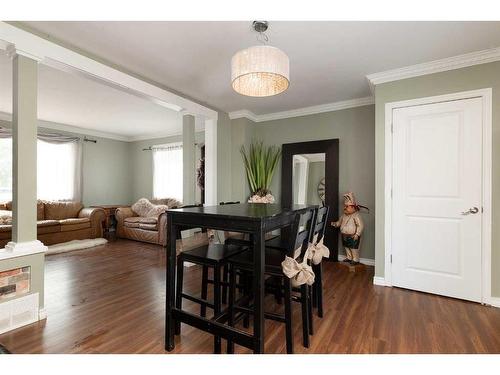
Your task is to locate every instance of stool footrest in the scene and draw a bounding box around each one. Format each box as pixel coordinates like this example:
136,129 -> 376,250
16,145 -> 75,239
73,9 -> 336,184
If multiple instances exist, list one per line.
181,293 -> 215,309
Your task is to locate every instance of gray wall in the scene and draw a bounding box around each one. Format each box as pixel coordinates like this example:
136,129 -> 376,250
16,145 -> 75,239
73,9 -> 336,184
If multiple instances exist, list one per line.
230,117 -> 256,202
80,135 -> 131,206
217,111 -> 233,203
230,105 -> 376,260
374,61 -> 500,297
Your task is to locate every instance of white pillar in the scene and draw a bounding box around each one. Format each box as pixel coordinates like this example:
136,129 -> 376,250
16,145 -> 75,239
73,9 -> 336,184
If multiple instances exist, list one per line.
182,114 -> 196,205
204,118 -> 217,206
5,49 -> 45,252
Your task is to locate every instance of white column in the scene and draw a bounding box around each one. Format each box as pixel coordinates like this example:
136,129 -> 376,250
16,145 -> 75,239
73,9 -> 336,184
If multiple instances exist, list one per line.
182,114 -> 196,205
204,118 -> 217,206
5,48 -> 45,252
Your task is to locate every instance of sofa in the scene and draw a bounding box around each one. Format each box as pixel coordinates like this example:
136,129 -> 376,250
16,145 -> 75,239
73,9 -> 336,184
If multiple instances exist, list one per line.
116,198 -> 182,246
0,200 -> 106,248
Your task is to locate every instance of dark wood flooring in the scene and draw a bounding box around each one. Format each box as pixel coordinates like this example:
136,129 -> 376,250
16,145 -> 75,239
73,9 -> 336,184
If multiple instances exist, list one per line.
1,239 -> 500,353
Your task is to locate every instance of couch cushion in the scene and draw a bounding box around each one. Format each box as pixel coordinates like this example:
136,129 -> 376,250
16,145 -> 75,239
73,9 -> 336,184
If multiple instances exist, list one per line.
0,224 -> 11,233
0,210 -> 12,225
44,201 -> 83,220
124,216 -> 158,229
36,220 -> 61,235
59,217 -> 91,232
138,223 -> 158,231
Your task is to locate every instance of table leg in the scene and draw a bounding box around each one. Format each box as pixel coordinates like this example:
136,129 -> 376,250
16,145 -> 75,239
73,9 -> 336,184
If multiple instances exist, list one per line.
252,226 -> 265,354
165,219 -> 177,351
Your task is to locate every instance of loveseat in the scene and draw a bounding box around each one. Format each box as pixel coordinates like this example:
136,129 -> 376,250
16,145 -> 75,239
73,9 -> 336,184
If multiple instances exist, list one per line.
115,198 -> 182,246
0,200 -> 106,248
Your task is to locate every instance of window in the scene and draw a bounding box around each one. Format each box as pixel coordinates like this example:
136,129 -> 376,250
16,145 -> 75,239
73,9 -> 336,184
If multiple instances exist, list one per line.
0,135 -> 81,202
153,143 -> 183,201
37,140 -> 81,201
0,138 -> 12,202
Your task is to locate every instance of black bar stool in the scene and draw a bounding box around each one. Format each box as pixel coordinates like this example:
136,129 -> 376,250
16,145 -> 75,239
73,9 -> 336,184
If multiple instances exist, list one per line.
309,206 -> 329,317
226,207 -> 316,354
175,201 -> 247,353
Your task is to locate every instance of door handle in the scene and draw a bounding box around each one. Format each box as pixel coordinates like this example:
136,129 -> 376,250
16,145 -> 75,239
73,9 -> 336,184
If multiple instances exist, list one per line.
461,207 -> 479,215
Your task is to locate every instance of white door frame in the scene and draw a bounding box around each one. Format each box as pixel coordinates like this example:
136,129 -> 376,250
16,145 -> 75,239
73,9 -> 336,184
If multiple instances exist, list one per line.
384,88 -> 493,305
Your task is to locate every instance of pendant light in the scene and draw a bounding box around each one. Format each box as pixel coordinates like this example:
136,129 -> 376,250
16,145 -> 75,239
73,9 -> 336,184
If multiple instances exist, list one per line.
231,21 -> 290,97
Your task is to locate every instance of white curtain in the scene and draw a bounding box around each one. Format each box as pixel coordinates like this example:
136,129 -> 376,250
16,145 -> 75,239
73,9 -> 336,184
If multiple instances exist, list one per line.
0,137 -> 12,202
153,144 -> 183,201
37,139 -> 82,201
0,127 -> 82,202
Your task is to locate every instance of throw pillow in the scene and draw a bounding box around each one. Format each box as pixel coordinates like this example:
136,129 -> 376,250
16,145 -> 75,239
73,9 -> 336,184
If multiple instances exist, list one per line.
131,198 -> 154,217
0,210 -> 12,225
147,204 -> 169,218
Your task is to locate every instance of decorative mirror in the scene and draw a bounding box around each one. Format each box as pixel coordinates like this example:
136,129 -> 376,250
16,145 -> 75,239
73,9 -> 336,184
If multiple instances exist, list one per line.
281,139 -> 339,260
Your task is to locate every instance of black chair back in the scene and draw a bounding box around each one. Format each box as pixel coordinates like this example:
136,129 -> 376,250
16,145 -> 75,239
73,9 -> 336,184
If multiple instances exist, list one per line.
287,208 -> 315,258
310,206 -> 329,244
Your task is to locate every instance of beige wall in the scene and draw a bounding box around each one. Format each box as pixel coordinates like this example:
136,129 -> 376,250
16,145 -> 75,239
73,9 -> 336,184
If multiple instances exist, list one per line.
230,105 -> 376,260
374,61 -> 500,297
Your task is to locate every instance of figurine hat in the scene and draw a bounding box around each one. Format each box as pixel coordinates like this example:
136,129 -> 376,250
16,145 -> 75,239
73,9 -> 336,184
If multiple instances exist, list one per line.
343,192 -> 370,213
343,192 -> 357,206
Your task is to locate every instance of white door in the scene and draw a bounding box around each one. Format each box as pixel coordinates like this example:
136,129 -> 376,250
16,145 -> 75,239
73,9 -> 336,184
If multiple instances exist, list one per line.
392,97 -> 483,302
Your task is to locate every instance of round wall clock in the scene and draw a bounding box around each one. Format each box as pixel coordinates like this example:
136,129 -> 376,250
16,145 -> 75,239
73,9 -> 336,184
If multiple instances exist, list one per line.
317,178 -> 326,202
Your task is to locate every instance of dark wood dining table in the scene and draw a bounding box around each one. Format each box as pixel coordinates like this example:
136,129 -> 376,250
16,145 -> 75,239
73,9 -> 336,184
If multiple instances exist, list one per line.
164,203 -> 315,354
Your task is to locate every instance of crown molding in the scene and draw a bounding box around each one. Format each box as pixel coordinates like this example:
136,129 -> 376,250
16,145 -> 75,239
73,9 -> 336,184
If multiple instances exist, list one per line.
228,96 -> 374,123
228,109 -> 260,122
366,46 -> 500,92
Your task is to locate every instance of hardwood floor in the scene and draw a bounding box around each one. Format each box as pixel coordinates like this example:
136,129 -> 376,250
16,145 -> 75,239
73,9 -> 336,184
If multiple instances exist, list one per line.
1,238 -> 499,353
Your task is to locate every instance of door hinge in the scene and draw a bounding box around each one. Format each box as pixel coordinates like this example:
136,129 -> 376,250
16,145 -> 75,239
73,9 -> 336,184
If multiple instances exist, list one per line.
391,122 -> 394,133
390,188 -> 393,198
390,254 -> 393,263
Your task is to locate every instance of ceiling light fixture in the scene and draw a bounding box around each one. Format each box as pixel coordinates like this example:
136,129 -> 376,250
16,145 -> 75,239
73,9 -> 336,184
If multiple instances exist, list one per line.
231,21 -> 290,97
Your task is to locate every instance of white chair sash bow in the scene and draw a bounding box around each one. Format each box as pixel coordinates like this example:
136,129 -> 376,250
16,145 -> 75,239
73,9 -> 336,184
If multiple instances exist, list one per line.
281,246 -> 315,287
306,235 -> 330,265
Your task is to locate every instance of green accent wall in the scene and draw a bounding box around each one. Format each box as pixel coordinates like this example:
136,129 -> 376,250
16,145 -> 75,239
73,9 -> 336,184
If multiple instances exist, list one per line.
81,135 -> 132,206
230,117 -> 256,203
374,61 -> 500,297
231,105 -> 376,260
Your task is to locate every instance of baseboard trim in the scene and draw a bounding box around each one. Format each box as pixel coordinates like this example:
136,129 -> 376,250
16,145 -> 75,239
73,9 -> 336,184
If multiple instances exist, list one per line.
373,276 -> 390,287
486,297 -> 500,308
38,308 -> 47,320
338,254 -> 375,266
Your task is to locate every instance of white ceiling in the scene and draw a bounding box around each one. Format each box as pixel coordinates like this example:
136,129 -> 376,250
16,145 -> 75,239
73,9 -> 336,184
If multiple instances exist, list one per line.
21,21 -> 500,116
0,50 -> 193,141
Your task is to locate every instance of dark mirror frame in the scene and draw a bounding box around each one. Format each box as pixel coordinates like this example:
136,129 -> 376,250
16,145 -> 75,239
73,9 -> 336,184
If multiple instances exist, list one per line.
281,139 -> 339,260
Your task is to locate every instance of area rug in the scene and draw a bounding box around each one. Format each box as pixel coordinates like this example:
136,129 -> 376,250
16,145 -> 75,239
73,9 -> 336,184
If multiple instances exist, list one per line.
46,238 -> 108,255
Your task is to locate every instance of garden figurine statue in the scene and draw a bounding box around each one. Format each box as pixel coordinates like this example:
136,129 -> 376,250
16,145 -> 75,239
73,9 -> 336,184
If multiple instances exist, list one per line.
331,192 -> 368,265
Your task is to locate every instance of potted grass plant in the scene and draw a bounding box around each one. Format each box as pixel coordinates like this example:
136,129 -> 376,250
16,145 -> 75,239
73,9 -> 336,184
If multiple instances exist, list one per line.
241,141 -> 281,203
